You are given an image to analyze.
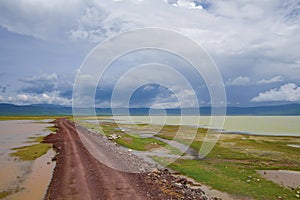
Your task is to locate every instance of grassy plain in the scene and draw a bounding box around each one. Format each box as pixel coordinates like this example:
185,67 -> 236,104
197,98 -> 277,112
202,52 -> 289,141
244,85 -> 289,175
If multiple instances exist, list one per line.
79,119 -> 300,200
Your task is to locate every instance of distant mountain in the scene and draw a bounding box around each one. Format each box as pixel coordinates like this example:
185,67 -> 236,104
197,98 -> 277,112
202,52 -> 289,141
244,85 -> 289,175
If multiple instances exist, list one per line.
29,104 -> 66,108
0,103 -> 72,116
1,103 -> 300,116
226,103 -> 300,116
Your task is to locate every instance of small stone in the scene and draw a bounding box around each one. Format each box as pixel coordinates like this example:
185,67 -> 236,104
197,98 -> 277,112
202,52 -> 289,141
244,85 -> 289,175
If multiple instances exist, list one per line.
296,194 -> 300,198
108,134 -> 120,140
175,183 -> 182,187
47,162 -> 51,165
248,175 -> 252,179
246,180 -> 251,183
278,196 -> 282,199
256,179 -> 260,182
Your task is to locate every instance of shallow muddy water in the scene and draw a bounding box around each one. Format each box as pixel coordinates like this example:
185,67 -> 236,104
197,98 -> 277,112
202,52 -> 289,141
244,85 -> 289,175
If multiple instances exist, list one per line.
0,120 -> 54,199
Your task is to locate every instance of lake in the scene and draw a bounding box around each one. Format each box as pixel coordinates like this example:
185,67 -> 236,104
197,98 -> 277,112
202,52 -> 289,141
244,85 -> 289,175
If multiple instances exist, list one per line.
111,116 -> 300,136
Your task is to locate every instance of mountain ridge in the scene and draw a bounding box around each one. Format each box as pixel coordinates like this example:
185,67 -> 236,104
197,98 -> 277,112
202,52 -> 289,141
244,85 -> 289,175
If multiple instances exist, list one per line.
1,103 -> 300,116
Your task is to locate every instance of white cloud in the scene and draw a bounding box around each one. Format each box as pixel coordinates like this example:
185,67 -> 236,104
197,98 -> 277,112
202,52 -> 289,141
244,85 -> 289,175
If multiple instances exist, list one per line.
151,87 -> 199,108
226,76 -> 251,86
227,76 -> 283,86
173,0 -> 203,10
252,83 -> 300,102
1,0 -> 300,106
142,85 -> 155,91
70,7 -> 109,42
7,92 -> 71,105
257,76 -> 283,84
0,0 -> 86,40
21,73 -> 58,82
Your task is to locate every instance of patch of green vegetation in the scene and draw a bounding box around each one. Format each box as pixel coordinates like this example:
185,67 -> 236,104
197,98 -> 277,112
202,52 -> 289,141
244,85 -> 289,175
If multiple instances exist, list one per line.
26,136 -> 45,143
79,119 -> 300,199
0,190 -> 12,199
10,135 -> 52,161
156,158 -> 298,200
44,125 -> 58,133
0,187 -> 22,199
136,123 -> 149,127
153,124 -> 300,199
79,121 -> 183,154
78,122 -> 105,135
10,143 -> 52,161
115,134 -> 177,153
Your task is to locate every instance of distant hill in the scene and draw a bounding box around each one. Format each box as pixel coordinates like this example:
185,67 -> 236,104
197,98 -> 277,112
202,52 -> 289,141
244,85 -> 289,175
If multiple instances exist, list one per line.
1,103 -> 300,116
0,103 -> 72,116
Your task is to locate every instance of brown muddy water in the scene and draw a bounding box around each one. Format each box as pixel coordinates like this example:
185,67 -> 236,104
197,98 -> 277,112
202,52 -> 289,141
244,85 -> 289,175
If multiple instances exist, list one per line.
0,120 -> 55,200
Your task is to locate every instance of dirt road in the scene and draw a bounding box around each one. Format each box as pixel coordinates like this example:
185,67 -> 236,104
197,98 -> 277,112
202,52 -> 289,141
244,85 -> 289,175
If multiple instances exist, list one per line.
44,119 -> 211,200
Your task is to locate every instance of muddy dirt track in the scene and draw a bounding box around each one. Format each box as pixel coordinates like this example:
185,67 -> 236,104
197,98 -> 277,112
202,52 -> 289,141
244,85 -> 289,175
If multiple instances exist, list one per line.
44,118 -> 213,200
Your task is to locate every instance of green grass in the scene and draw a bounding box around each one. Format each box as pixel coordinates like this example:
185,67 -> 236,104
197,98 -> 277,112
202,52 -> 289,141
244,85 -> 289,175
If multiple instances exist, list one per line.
10,143 -> 52,161
115,134 -> 182,154
10,135 -> 52,161
78,120 -> 300,199
79,121 -> 183,154
0,190 -> 13,199
44,125 -> 58,133
116,134 -> 164,151
153,125 -> 300,199
0,187 -> 22,199
78,122 -> 105,135
161,158 -> 299,200
26,136 -> 46,143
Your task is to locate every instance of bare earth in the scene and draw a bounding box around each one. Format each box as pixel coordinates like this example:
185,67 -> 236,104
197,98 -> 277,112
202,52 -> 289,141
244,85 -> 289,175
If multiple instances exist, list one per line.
44,118 -> 215,200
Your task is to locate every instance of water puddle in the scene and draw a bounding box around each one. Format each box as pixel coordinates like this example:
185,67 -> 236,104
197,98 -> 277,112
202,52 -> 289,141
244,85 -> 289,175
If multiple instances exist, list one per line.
257,170 -> 300,188
172,174 -> 239,200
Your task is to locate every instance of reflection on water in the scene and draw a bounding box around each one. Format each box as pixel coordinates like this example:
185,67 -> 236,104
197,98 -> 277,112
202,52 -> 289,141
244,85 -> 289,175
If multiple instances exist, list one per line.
0,120 -> 54,199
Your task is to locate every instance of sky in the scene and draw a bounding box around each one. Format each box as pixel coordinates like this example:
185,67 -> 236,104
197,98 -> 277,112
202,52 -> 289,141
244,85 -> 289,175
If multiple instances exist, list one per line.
0,0 -> 300,108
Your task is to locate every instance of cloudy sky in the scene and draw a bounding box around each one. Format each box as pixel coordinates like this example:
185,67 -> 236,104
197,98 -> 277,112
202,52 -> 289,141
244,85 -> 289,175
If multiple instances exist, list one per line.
0,0 -> 300,107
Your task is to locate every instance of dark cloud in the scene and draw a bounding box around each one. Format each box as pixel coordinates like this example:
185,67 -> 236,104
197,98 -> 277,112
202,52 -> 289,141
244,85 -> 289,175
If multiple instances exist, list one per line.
0,85 -> 7,93
18,73 -> 73,98
129,84 -> 174,107
93,83 -> 177,108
